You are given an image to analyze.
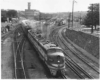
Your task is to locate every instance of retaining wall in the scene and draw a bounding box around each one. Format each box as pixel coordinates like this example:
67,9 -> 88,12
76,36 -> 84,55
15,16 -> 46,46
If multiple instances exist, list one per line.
65,29 -> 99,59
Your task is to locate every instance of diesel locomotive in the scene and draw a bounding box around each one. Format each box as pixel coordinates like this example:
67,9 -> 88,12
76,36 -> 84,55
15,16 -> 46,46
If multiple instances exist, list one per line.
21,20 -> 66,76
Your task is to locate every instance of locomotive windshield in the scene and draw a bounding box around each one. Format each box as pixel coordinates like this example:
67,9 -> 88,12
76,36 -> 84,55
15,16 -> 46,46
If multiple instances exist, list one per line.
47,48 -> 62,54
47,48 -> 64,57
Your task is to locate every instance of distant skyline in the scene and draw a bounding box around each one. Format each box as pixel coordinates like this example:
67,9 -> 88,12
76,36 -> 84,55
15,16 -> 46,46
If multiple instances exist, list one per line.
1,0 -> 100,13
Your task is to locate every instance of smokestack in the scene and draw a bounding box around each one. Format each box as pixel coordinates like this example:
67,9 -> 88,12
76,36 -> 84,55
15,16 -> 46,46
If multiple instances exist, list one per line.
28,2 -> 31,10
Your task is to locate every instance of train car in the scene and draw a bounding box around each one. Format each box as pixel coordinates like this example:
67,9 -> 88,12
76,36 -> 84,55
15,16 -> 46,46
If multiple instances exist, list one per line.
40,43 -> 65,76
21,22 -> 65,76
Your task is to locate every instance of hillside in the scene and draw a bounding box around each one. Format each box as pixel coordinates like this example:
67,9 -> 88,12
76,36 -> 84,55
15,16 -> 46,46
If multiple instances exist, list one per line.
18,10 -> 87,21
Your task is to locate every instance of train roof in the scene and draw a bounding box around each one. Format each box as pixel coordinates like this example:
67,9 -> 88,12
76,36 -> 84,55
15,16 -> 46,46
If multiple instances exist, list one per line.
40,42 -> 64,56
43,43 -> 62,50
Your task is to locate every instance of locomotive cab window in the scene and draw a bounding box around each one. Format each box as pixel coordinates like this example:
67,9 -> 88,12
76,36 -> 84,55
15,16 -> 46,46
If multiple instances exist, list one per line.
47,48 -> 62,54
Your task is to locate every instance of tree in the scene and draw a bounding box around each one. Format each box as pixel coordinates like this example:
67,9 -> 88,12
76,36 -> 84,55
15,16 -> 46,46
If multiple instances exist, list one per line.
68,13 -> 71,28
82,3 -> 99,33
1,9 -> 7,17
7,10 -> 18,18
1,10 -> 7,22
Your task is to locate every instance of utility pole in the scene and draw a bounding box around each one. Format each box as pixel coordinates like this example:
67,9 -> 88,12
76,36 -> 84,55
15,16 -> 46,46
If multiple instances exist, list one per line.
68,13 -> 71,28
91,4 -> 94,33
72,0 -> 74,28
79,12 -> 82,24
72,0 -> 77,28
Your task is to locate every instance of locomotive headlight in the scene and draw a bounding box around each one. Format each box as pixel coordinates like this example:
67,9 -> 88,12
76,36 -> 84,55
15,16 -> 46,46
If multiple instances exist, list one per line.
58,60 -> 60,63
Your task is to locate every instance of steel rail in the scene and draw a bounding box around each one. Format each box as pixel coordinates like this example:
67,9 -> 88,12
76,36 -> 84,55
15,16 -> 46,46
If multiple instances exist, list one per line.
13,31 -> 27,79
61,29 -> 99,73
2,25 -> 20,40
60,73 -> 69,79
50,28 -> 93,79
50,29 -> 84,78
2,31 -> 13,40
57,36 -> 93,79
20,40 -> 26,79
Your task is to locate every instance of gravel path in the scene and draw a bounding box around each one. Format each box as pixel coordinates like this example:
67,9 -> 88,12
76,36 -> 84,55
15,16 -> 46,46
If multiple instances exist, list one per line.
1,37 -> 14,79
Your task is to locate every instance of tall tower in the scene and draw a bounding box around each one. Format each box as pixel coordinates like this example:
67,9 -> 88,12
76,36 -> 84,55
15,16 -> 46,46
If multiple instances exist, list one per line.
28,2 -> 31,10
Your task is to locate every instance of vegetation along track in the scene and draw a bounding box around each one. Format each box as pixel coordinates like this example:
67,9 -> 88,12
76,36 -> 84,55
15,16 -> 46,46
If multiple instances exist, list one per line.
50,27 -> 94,79
13,30 -> 27,79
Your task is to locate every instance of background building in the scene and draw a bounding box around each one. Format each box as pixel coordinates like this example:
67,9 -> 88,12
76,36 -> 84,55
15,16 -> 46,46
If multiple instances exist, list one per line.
25,2 -> 40,19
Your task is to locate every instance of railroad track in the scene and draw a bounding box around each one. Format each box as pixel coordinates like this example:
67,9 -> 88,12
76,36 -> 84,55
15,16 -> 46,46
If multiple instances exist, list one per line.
61,29 -> 99,70
2,25 -> 20,40
49,27 -> 95,79
2,31 -> 13,40
13,30 -> 27,79
59,73 -> 69,79
49,27 -> 62,42
57,36 -> 93,79
59,28 -> 99,74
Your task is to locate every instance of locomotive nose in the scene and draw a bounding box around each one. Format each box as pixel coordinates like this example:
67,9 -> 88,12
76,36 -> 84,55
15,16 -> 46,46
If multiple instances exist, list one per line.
57,55 -> 62,63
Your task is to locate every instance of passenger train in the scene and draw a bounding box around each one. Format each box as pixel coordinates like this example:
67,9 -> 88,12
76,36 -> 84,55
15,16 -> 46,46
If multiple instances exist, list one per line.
20,20 -> 65,76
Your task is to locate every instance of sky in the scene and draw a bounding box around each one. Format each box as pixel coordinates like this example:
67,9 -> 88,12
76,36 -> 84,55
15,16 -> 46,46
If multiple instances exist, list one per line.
1,0 -> 100,13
